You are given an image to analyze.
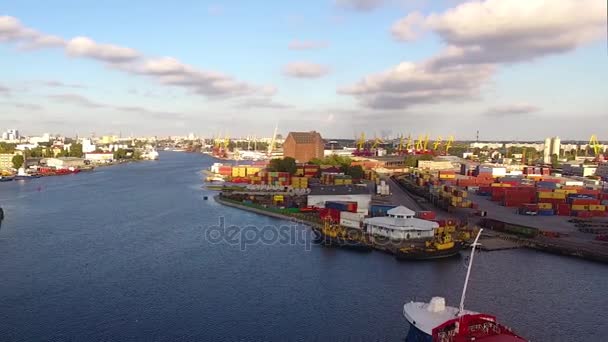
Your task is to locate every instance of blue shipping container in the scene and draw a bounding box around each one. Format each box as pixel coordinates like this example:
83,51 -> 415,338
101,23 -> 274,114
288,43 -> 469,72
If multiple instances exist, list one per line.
538,209 -> 554,216
370,204 -> 397,217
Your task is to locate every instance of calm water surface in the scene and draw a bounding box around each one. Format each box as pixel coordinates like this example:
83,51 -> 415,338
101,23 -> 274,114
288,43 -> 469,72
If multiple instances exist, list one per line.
0,152 -> 606,341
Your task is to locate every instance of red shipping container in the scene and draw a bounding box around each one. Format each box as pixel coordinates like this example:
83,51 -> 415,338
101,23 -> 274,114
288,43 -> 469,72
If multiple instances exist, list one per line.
416,211 -> 436,220
572,199 -> 600,205
576,211 -> 592,218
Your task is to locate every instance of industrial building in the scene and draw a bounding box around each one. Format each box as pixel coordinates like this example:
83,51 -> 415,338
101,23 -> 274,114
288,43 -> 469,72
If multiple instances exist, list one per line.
283,131 -> 324,163
363,206 -> 438,240
307,185 -> 371,214
562,163 -> 597,177
543,136 -> 561,164
85,152 -> 114,163
45,157 -> 85,169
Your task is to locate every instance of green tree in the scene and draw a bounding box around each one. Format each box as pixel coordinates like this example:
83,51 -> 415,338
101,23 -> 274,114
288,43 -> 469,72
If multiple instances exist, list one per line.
12,154 -> 24,169
0,142 -> 16,153
268,157 -> 297,174
69,143 -> 83,157
551,154 -> 559,168
113,149 -> 128,160
345,165 -> 365,179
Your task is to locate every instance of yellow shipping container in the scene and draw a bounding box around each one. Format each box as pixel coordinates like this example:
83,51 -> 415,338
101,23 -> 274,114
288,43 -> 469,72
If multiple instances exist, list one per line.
538,203 -> 552,209
273,195 -> 284,202
571,204 -> 588,211
552,192 -> 566,199
246,167 -> 261,176
538,192 -> 553,199
589,205 -> 606,211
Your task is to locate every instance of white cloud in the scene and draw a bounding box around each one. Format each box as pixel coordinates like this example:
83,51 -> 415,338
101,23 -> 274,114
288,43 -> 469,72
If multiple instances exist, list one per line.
288,40 -> 329,50
391,12 -> 425,41
392,0 -> 606,66
236,98 -> 293,109
128,57 -> 270,97
485,103 -> 541,117
339,61 -> 493,109
283,62 -> 330,78
66,36 -> 140,63
0,16 -> 64,48
1,16 -> 276,99
335,0 -> 385,11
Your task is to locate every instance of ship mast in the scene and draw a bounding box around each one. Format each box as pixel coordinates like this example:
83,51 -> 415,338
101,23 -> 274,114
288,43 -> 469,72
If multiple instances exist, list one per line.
458,229 -> 483,316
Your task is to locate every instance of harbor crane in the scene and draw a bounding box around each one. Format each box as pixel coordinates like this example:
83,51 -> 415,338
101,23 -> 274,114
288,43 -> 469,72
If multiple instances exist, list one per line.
589,134 -> 604,162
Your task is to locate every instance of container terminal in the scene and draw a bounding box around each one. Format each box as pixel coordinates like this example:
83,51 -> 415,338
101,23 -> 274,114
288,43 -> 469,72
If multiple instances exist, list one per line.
204,131 -> 608,263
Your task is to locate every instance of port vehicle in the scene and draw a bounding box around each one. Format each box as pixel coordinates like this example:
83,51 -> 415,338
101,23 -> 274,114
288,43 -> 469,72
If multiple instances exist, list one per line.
403,229 -> 527,341
395,233 -> 463,260
312,219 -> 371,252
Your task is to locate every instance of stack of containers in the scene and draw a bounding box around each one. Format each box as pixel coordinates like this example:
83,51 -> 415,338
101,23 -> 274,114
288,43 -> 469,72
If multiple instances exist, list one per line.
232,166 -> 248,178
218,165 -> 232,176
246,167 -> 261,176
438,170 -> 456,180
334,175 -> 353,185
291,176 -> 309,189
502,187 -> 536,207
304,165 -> 320,178
325,201 -> 358,213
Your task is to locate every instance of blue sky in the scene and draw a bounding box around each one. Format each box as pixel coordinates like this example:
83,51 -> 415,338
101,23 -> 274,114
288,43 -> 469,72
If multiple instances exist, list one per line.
1,0 -> 606,140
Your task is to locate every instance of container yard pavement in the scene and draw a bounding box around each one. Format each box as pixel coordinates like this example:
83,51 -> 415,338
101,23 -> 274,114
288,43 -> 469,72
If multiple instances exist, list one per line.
466,192 -> 599,243
381,176 -> 455,220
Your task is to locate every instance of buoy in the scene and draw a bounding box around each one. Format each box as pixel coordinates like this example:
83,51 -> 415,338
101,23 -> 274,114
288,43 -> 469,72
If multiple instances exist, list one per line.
203,196 -> 208,200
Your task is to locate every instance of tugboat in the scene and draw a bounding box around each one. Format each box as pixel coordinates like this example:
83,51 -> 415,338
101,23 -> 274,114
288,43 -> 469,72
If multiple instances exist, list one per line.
395,233 -> 463,261
403,229 -> 527,341
312,219 -> 372,252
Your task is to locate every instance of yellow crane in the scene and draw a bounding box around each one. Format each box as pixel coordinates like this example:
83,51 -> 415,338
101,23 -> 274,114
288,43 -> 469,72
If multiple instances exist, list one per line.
445,136 -> 454,155
589,134 -> 601,156
357,132 -> 366,151
406,135 -> 413,151
422,134 -> 429,151
433,136 -> 443,151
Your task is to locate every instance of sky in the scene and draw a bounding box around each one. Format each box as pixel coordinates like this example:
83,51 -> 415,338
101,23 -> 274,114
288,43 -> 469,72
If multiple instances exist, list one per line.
0,0 -> 606,140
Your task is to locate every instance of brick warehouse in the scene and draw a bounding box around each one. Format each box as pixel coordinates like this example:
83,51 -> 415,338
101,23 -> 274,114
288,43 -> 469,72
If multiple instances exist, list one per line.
283,131 -> 324,163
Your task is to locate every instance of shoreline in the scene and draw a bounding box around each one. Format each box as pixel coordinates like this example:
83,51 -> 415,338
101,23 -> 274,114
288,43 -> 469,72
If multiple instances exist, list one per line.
214,194 -> 608,264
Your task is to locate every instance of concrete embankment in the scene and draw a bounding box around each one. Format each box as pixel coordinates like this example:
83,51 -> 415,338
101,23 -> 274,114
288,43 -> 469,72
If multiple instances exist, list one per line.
214,195 -> 322,229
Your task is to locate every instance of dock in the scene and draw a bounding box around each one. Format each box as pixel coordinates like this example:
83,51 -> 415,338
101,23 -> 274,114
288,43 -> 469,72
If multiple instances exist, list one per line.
478,237 -> 522,251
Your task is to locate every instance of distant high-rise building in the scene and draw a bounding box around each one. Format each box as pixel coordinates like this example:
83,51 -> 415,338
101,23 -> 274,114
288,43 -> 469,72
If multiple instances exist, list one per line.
1,129 -> 20,141
543,136 -> 561,164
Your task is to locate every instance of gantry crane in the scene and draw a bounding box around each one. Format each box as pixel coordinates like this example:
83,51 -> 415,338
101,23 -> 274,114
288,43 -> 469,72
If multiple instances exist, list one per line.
589,134 -> 604,162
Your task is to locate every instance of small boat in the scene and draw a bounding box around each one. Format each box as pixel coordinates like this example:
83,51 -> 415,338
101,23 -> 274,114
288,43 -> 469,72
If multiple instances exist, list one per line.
312,220 -> 372,252
403,229 -> 527,341
395,233 -> 463,261
0,176 -> 15,182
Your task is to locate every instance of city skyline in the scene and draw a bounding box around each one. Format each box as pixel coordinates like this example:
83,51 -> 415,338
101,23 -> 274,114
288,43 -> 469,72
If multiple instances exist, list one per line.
1,0 -> 607,139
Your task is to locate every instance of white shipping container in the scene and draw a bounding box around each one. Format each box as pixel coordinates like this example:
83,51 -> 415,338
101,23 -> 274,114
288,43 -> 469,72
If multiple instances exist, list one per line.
565,181 -> 584,186
340,211 -> 365,222
340,218 -> 362,229
491,167 -> 507,177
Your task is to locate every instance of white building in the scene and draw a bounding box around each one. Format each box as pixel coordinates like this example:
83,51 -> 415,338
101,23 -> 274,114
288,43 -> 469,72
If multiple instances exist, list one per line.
85,152 -> 114,163
45,157 -> 85,169
307,185 -> 371,214
81,138 -> 96,153
29,133 -> 50,144
363,206 -> 438,240
1,129 -> 20,141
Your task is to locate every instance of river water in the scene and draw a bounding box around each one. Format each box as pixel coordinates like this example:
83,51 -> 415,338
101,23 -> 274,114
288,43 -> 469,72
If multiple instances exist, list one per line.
0,152 -> 606,341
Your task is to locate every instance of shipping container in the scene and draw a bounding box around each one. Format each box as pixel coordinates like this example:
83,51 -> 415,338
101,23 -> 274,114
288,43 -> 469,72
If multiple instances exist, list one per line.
325,201 -> 358,213
370,204 -> 397,217
415,211 -> 436,220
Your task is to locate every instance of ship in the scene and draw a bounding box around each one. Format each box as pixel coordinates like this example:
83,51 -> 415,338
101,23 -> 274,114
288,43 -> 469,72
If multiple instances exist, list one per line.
312,220 -> 372,252
395,233 -> 463,261
403,229 -> 527,342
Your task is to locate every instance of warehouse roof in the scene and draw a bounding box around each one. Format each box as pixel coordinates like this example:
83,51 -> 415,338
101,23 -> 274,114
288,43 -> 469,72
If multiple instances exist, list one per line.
308,185 -> 370,196
363,216 -> 438,231
287,131 -> 322,144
